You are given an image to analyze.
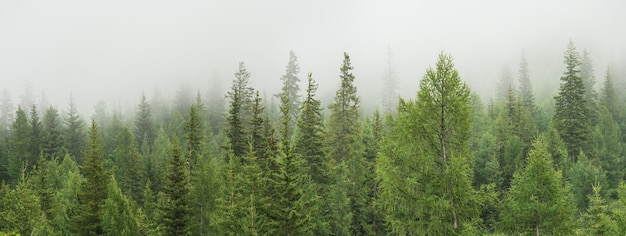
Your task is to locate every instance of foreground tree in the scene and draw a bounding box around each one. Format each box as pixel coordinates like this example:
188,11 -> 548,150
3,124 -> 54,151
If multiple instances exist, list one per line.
160,136 -> 191,235
553,41 -> 592,159
377,53 -> 483,235
72,120 -> 108,235
500,137 -> 575,235
226,62 -> 254,159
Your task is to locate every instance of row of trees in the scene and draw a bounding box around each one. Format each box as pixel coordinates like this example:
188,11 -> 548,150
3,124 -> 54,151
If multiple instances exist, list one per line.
1,43 -> 626,235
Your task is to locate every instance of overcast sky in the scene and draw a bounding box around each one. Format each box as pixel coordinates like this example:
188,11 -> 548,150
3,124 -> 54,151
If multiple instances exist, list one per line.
1,0 -> 625,115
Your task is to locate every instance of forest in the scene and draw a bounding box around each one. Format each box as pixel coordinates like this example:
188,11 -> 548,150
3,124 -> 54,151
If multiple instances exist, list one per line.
0,41 -> 625,236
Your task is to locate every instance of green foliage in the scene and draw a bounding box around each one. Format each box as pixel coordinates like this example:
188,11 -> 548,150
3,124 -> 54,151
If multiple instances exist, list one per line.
295,73 -> 326,186
500,138 -> 575,235
160,136 -> 190,236
569,151 -> 607,211
226,62 -> 254,159
275,51 -> 301,135
185,104 -> 203,172
63,95 -> 86,163
580,184 -> 617,235
553,41 -> 592,159
135,94 -> 156,155
102,176 -> 140,235
72,120 -> 109,236
8,107 -> 30,182
377,53 -> 482,235
0,170 -> 45,235
41,106 -> 63,160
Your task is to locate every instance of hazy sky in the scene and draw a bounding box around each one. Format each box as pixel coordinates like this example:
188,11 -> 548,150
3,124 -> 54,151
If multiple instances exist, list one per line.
1,0 -> 625,115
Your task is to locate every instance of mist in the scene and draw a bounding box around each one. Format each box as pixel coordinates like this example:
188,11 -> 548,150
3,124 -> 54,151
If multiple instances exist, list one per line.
1,0 -> 625,116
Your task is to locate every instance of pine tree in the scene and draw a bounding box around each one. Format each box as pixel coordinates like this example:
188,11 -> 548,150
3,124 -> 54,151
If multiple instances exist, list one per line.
0,170 -> 44,235
161,136 -> 190,236
275,51 -> 301,135
8,107 -> 30,182
294,73 -> 326,186
28,105 -> 42,167
325,52 -> 371,235
600,68 -> 618,121
135,93 -> 155,155
41,106 -> 63,160
268,92 -> 318,236
500,138 -> 575,235
72,120 -> 108,236
580,49 -> 598,125
226,62 -> 254,159
185,105 -> 202,173
496,65 -> 514,101
553,41 -> 592,159
63,95 -> 86,163
377,53 -> 482,235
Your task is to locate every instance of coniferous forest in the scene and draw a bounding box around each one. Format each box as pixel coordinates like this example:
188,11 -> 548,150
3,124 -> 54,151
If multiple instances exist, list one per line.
2,41 -> 626,236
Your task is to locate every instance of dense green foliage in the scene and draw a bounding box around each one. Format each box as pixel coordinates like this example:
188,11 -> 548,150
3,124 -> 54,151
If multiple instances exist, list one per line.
1,44 -> 625,235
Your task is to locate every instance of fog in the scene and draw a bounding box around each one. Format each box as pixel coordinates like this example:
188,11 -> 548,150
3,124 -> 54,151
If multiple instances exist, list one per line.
1,0 -> 625,116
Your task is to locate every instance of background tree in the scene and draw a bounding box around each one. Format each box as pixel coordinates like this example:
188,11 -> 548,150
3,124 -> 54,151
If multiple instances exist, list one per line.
7,108 -> 30,182
226,62 -> 254,159
381,46 -> 399,115
553,41 -> 592,159
275,51 -> 301,135
135,93 -> 155,155
42,106 -> 63,160
63,95 -> 86,163
28,105 -> 42,167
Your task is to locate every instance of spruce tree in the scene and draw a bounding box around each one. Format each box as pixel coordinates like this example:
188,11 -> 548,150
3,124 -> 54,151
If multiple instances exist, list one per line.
600,68 -> 618,121
28,105 -> 42,167
226,62 -> 254,159
41,106 -> 63,160
326,52 -> 369,235
294,73 -> 326,185
72,120 -> 108,236
7,107 -> 30,182
135,93 -> 155,155
377,53 -> 482,235
500,137 -> 575,235
161,136 -> 190,236
275,51 -> 301,135
63,95 -> 86,163
185,104 -> 202,173
518,52 -> 535,111
553,41 -> 592,159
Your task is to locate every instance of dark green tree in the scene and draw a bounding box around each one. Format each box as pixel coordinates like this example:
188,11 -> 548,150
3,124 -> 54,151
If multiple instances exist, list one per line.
185,105 -> 202,173
226,62 -> 254,159
326,52 -> 370,235
294,73 -> 326,185
7,107 -> 30,181
28,105 -> 42,167
160,136 -> 190,236
553,41 -> 592,159
72,120 -> 108,236
135,93 -> 155,155
63,95 -> 86,163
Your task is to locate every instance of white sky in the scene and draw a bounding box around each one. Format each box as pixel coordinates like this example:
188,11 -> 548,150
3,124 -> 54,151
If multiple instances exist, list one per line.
1,0 -> 625,115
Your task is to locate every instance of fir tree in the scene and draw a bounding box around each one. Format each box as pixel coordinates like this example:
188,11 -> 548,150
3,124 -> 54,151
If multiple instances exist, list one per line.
600,68 -> 618,121
7,107 -> 30,182
28,105 -> 42,167
518,51 -> 535,111
63,95 -> 86,163
135,93 -> 155,155
553,41 -> 592,159
185,104 -> 202,173
72,120 -> 108,236
41,106 -> 63,160
275,51 -> 301,135
500,138 -> 575,235
226,62 -> 254,159
161,136 -> 191,236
